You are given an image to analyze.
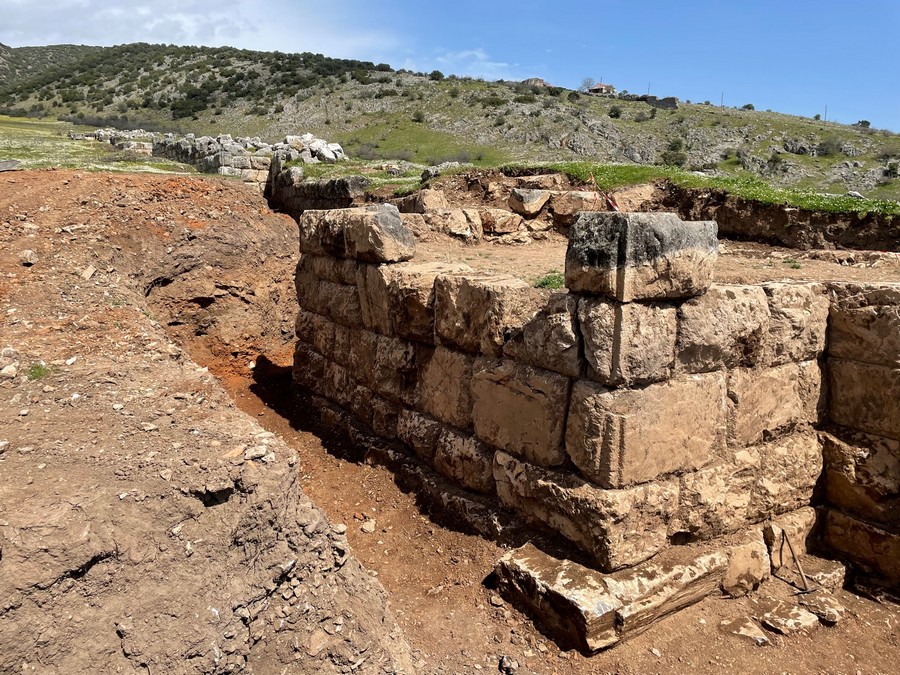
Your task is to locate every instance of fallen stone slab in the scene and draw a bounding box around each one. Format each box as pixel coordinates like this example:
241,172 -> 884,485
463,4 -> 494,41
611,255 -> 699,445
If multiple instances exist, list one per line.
508,188 -> 550,217
495,543 -> 728,654
751,597 -> 819,635
718,617 -> 770,646
799,590 -> 846,624
0,160 -> 22,172
564,212 -> 717,301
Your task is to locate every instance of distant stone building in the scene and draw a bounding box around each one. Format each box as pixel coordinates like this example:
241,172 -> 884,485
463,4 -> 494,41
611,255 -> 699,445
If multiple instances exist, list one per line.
588,82 -> 616,95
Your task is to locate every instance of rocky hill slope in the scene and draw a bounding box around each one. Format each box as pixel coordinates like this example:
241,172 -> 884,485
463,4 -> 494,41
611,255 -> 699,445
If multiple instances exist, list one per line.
1,42 -> 898,200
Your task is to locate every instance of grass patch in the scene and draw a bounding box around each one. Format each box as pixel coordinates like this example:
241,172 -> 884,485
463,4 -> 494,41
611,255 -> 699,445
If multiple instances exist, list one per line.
533,270 -> 565,289
26,363 -> 51,380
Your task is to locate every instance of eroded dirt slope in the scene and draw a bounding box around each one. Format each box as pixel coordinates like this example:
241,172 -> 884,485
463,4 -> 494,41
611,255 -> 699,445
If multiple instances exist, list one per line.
0,171 -> 412,674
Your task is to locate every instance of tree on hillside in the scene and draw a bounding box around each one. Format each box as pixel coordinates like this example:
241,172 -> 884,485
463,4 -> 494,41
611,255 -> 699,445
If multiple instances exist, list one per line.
579,77 -> 595,93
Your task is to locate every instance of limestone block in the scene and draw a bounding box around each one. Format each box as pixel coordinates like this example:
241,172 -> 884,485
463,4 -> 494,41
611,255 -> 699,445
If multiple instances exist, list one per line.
348,329 -> 380,390
797,359 -> 825,424
299,205 -> 415,262
722,536 -> 771,598
343,204 -> 415,263
550,191 -> 605,227
371,396 -> 400,439
829,358 -> 900,440
763,507 -> 819,573
828,282 -> 900,368
508,188 -> 551,218
493,452 -> 680,571
748,431 -> 823,521
419,347 -> 474,429
424,208 -> 483,241
824,509 -> 900,586
822,430 -> 900,526
293,343 -> 327,393
675,447 -> 760,539
394,188 -> 448,214
762,282 -> 829,365
294,310 -> 335,359
495,543 -> 623,653
397,409 -> 444,462
358,262 -> 473,342
434,428 -> 495,494
319,280 -> 362,327
566,374 -> 726,489
677,285 -> 770,373
372,335 -> 417,405
565,212 -> 717,301
471,360 -> 571,467
479,208 -> 524,235
434,273 -> 546,356
297,253 -> 359,286
349,384 -> 375,427
727,364 -> 803,447
298,209 -> 349,257
604,550 -> 728,638
503,292 -> 583,377
578,297 -> 677,386
250,155 -> 271,170
516,173 -> 567,190
322,360 -> 353,408
331,323 -> 352,368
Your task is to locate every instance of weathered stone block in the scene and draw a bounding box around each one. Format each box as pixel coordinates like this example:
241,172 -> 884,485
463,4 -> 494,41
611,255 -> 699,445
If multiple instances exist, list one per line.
294,310 -> 335,358
372,335 -> 418,405
298,205 -> 415,262
471,361 -> 571,467
550,191 -> 605,227
675,447 -> 759,539
316,280 -> 362,327
479,208 -> 524,234
293,342 -> 327,392
357,262 -> 473,342
394,188 -> 448,214
349,384 -> 375,427
822,430 -> 900,527
434,273 -> 546,356
508,189 -> 551,218
829,358 -> 900,441
493,452 -> 680,571
331,323 -> 352,369
371,396 -> 400,439
397,409 -> 444,462
798,359 -> 825,424
763,507 -> 819,573
503,292 -> 583,377
419,347 -> 474,429
722,536 -> 770,598
565,212 -> 717,301
578,297 -> 677,386
566,374 -> 726,489
763,282 -> 829,365
824,509 -> 900,586
748,431 -> 823,521
434,428 -> 496,494
727,364 -> 803,447
677,285 -> 770,373
828,282 -> 900,368
496,543 -> 622,653
348,329 -> 380,390
424,208 -> 483,241
322,360 -> 353,408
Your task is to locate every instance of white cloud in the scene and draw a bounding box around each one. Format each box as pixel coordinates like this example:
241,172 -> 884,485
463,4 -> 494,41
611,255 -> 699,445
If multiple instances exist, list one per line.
404,47 -> 531,82
0,0 -> 399,60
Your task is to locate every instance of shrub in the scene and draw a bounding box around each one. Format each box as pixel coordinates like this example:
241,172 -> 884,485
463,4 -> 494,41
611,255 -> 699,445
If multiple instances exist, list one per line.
608,105 -> 623,119
741,103 -> 755,110
429,70 -> 445,81
533,271 -> 565,289
411,110 -> 425,123
816,137 -> 843,157
660,138 -> 687,166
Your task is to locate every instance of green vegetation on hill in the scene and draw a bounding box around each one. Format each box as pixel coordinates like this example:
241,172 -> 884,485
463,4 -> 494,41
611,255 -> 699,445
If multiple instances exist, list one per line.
0,42 -> 898,200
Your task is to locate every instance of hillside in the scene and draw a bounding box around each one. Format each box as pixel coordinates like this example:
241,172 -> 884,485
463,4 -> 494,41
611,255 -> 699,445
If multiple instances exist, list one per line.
0,42 -> 101,83
1,42 -> 899,200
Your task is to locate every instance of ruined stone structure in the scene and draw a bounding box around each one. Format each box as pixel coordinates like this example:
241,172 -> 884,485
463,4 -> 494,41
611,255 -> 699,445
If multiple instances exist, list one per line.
280,181 -> 900,652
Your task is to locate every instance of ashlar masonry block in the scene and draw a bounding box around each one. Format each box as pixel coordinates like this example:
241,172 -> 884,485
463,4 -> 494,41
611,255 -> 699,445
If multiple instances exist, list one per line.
578,297 -> 677,386
493,451 -> 680,571
471,360 -> 571,467
565,212 -> 717,301
565,374 -> 726,489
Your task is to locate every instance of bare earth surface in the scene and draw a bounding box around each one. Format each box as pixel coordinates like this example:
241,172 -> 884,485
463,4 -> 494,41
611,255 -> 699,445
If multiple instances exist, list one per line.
2,170 -> 899,674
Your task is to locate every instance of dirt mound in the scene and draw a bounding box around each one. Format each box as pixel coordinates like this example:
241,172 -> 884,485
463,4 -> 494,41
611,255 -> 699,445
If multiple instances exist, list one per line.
0,171 -> 412,673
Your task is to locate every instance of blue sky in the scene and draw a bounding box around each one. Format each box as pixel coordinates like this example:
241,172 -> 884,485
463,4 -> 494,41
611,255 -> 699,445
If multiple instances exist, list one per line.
1,0 -> 897,130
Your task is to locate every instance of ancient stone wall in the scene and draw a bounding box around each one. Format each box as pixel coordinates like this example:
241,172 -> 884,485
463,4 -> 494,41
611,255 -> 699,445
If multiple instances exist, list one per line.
290,207 -> 830,575
821,283 -> 900,586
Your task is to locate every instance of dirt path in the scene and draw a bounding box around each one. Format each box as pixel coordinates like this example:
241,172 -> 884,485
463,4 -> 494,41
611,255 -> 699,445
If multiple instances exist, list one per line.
2,170 -> 899,674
